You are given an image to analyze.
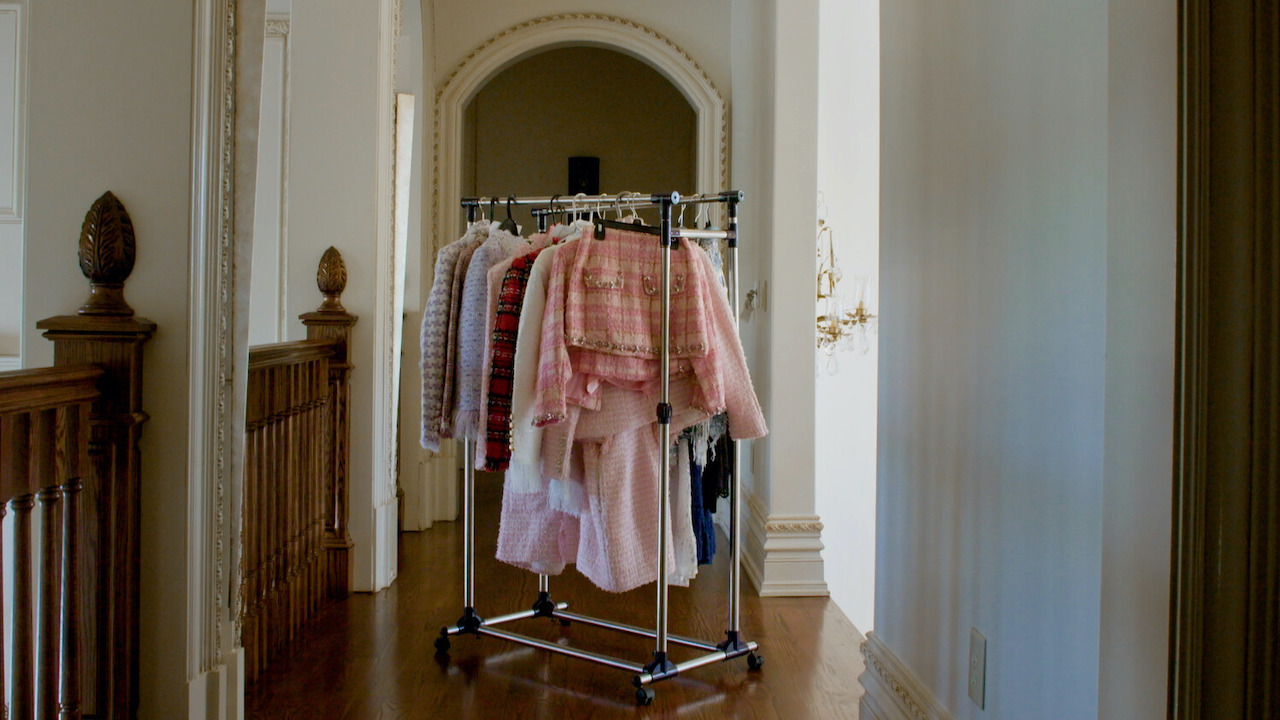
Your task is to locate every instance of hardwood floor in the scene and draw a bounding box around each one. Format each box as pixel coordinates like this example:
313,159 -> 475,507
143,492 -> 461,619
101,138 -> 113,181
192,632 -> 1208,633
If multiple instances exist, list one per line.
246,476 -> 865,719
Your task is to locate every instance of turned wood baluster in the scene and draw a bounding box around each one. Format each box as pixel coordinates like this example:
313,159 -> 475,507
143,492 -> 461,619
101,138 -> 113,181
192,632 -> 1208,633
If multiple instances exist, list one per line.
61,475 -> 84,720
242,382 -> 257,683
1,499 -> 6,719
13,490 -> 35,720
56,400 -> 86,720
37,484 -> 63,720
311,360 -> 324,613
268,365 -> 282,661
286,362 -> 297,646
28,407 -> 60,720
252,368 -> 265,679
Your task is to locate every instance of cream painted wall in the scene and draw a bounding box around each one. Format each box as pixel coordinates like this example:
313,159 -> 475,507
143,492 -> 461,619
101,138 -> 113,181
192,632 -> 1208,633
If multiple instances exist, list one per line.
287,0 -> 398,592
464,45 -> 695,228
759,0 -> 820,521
876,1 -> 1174,718
397,0 -> 434,531
815,0 -> 878,634
23,2 -> 194,717
249,22 -> 290,346
729,0 -> 769,508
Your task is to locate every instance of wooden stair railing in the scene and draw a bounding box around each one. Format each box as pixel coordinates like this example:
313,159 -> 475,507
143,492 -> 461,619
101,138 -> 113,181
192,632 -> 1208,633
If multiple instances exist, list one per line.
0,192 -> 153,719
0,365 -> 98,720
242,247 -> 356,683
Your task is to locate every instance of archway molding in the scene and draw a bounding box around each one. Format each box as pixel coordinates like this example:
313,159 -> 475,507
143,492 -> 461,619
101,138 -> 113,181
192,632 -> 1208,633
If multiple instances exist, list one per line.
431,13 -> 729,254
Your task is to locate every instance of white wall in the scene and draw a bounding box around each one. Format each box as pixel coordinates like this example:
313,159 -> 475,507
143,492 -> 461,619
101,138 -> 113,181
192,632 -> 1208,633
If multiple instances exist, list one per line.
249,15 -> 290,346
23,2 -> 194,717
815,0 -> 878,634
875,1 -> 1174,718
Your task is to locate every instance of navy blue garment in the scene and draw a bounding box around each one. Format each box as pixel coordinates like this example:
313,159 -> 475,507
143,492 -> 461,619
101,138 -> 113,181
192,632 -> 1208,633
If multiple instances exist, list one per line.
690,443 -> 717,565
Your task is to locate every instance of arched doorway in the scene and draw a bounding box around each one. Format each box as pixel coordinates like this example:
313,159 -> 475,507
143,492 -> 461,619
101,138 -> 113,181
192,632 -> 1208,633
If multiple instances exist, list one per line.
416,14 -> 730,522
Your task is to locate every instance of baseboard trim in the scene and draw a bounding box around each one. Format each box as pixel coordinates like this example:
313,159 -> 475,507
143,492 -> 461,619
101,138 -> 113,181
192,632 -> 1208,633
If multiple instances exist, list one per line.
859,632 -> 955,720
743,492 -> 829,597
0,356 -> 19,372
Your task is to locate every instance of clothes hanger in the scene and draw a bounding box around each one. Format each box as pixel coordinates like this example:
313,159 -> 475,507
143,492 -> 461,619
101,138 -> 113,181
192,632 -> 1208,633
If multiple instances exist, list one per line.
498,195 -> 519,235
620,191 -> 644,224
592,193 -> 661,238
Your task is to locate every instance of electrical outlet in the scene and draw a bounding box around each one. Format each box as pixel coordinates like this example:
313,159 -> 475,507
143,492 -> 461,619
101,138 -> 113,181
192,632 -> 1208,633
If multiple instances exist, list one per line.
968,627 -> 987,709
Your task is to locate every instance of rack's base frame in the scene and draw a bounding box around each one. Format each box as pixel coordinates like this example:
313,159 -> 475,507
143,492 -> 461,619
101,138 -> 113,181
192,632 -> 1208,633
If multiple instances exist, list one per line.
434,597 -> 763,705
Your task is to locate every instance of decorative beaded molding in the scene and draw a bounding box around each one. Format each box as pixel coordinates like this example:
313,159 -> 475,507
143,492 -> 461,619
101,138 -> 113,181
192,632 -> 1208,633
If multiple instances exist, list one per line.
859,633 -> 955,720
264,17 -> 289,37
211,0 -> 236,671
742,492 -> 829,597
431,13 -> 729,260
764,518 -> 825,533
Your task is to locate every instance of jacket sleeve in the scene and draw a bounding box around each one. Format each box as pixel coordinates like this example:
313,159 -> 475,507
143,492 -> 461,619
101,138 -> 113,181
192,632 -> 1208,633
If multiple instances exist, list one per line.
532,242 -> 574,427
691,248 -> 768,441
420,241 -> 461,452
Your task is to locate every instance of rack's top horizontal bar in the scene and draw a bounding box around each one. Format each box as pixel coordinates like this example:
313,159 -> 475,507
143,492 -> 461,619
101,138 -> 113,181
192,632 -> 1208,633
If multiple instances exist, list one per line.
671,228 -> 736,240
461,190 -> 743,209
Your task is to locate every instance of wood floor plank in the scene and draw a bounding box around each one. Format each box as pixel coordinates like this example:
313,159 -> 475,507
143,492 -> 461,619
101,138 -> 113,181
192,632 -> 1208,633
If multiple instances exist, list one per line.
247,476 -> 865,718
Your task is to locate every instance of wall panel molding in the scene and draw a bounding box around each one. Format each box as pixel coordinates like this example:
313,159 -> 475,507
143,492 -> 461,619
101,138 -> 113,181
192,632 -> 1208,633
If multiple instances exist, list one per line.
0,3 -> 24,223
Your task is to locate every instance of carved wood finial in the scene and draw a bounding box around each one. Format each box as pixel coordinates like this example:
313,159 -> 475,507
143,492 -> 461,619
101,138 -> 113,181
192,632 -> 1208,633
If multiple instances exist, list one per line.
316,246 -> 347,312
77,191 -> 137,316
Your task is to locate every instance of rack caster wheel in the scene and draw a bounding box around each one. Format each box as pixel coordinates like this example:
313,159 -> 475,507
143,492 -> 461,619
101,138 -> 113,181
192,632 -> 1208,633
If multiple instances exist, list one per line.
434,635 -> 451,654
636,687 -> 655,706
747,652 -> 764,671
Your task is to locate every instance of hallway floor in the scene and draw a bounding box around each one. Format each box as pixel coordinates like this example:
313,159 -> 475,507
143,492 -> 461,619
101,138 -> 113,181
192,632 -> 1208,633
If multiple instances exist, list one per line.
246,477 -> 865,719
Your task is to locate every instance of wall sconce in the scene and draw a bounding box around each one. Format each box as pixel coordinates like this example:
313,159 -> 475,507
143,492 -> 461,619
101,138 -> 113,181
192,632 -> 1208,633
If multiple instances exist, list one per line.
816,194 -> 876,360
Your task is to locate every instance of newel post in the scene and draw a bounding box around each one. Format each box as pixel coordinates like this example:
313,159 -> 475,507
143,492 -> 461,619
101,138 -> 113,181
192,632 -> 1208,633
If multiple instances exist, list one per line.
301,247 -> 357,600
36,191 -> 154,720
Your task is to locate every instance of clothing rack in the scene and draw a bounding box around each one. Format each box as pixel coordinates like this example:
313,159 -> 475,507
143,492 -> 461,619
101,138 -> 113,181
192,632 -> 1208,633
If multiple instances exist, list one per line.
433,190 -> 760,705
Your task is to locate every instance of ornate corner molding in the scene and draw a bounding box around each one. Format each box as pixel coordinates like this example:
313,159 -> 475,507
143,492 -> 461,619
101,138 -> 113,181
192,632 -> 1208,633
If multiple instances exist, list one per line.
859,633 -> 954,720
431,13 -> 729,259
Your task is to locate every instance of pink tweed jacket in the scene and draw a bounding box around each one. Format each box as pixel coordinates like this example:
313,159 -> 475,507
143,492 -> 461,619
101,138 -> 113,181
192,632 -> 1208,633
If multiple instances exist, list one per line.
534,228 -> 750,434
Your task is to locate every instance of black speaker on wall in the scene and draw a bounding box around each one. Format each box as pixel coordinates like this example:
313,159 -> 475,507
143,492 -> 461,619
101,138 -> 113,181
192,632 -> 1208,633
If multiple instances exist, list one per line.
568,156 -> 600,195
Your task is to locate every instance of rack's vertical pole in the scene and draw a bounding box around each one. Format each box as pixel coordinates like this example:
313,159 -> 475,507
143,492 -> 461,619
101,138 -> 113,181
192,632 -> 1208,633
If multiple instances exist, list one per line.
462,203 -> 479,618
725,196 -> 744,638
650,194 -> 676,674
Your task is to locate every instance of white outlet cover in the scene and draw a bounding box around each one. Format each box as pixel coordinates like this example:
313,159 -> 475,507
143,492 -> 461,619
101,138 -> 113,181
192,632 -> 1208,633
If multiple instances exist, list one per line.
968,627 -> 987,709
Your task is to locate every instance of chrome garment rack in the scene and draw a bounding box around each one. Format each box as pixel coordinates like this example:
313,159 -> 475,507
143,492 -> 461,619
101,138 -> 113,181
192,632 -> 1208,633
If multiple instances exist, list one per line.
433,190 -> 760,705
